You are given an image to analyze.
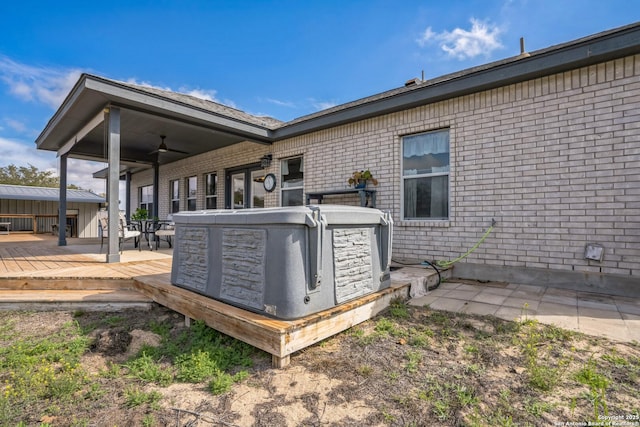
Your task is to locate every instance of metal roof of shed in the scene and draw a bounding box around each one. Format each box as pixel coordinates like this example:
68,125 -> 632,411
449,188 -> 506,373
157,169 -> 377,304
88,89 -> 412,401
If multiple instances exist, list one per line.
0,184 -> 105,203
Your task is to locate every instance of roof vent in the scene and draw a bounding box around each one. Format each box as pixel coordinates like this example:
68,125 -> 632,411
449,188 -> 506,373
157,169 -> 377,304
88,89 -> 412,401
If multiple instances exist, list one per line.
518,37 -> 531,58
404,77 -> 422,87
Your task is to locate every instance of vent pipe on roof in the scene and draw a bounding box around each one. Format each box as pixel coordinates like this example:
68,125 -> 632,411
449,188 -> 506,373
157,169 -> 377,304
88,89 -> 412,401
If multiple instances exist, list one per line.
404,77 -> 421,87
519,37 -> 531,58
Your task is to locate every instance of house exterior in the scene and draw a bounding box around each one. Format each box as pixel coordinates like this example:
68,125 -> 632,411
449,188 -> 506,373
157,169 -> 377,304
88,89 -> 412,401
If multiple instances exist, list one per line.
36,23 -> 639,295
0,184 -> 105,237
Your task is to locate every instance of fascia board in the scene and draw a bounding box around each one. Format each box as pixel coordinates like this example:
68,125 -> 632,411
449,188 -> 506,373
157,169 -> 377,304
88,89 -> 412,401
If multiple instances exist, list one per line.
84,78 -> 273,141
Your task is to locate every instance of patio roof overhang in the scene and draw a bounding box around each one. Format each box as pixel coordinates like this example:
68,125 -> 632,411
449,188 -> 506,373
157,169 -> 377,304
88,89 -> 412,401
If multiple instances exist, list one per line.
35,75 -> 276,169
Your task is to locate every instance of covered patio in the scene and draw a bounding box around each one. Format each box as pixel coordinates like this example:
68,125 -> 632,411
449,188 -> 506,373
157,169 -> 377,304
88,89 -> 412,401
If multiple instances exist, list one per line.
35,75 -> 281,263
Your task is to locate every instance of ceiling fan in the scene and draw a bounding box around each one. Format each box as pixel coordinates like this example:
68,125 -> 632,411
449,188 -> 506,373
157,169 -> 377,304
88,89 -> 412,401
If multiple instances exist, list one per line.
150,135 -> 188,155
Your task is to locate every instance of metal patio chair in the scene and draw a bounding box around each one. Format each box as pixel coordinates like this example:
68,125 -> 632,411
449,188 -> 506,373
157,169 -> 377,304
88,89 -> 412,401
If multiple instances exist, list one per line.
98,212 -> 141,253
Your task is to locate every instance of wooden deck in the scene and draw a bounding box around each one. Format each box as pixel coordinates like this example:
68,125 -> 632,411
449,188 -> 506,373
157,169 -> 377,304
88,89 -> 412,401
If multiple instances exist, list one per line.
0,233 -> 439,367
0,233 -> 171,309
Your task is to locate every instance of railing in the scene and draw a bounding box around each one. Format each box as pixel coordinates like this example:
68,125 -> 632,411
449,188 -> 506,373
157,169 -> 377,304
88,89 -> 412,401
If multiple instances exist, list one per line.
0,214 -> 77,235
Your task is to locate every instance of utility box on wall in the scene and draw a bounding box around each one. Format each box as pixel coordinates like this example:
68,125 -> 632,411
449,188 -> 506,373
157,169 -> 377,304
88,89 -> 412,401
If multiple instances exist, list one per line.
171,205 -> 393,320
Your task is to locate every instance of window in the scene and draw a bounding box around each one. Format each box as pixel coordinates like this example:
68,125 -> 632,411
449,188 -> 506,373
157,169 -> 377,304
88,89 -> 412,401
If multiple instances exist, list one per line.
187,176 -> 197,211
281,156 -> 303,206
170,179 -> 180,213
139,185 -> 154,215
205,173 -> 217,209
402,129 -> 450,220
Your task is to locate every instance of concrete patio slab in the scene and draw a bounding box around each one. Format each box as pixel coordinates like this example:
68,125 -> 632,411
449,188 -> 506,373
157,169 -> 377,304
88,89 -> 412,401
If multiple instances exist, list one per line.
530,302 -> 580,331
461,301 -> 500,317
404,269 -> 636,344
471,290 -> 509,306
443,289 -> 482,301
501,297 -> 540,312
426,297 -> 469,312
478,287 -> 515,297
541,292 -> 577,306
512,284 -> 547,295
494,305 -> 532,322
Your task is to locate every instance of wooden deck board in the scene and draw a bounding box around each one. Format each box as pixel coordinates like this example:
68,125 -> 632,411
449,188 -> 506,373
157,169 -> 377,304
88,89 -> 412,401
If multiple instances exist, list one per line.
0,289 -> 152,302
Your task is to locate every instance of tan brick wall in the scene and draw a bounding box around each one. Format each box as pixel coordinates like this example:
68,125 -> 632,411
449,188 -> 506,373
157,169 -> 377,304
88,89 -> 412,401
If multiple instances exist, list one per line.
131,54 -> 640,279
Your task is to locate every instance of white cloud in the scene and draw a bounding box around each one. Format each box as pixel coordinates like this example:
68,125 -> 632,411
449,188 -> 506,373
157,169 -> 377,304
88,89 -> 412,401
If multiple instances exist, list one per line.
125,78 -> 172,92
127,78 -> 238,108
0,136 -> 107,193
310,99 -> 337,111
180,87 -> 218,102
0,56 -> 82,109
417,19 -> 503,60
0,136 -> 55,171
4,118 -> 28,134
67,158 -> 107,194
263,97 -> 296,108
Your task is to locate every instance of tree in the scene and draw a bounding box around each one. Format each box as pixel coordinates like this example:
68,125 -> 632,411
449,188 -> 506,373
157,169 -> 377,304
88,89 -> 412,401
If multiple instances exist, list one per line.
0,164 -> 82,189
0,164 -> 59,187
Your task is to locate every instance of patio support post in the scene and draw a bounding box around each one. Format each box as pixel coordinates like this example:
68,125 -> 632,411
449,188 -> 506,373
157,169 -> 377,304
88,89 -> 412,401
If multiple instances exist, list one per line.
153,162 -> 159,219
106,106 -> 121,263
125,171 -> 131,221
58,154 -> 68,246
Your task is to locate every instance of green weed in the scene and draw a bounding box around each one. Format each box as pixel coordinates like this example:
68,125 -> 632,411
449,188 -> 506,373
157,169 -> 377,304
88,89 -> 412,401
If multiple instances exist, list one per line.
125,352 -> 173,386
374,317 -> 405,337
575,358 -> 609,419
175,349 -> 221,383
103,315 -> 125,326
357,364 -> 373,376
404,350 -> 421,373
524,398 -> 554,417
124,387 -> 162,408
388,299 -> 410,319
208,370 -> 248,395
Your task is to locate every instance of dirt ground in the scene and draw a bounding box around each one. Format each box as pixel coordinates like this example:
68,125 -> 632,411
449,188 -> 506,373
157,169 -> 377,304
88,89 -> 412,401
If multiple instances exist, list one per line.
4,301 -> 640,426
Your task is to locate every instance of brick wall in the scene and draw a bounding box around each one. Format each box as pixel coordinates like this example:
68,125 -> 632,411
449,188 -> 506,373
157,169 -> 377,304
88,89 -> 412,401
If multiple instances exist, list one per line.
280,54 -> 640,280
131,54 -> 640,282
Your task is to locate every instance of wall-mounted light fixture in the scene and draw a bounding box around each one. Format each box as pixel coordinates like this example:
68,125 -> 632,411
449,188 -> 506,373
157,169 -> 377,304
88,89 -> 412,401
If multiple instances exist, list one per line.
261,154 -> 273,169
584,243 -> 604,262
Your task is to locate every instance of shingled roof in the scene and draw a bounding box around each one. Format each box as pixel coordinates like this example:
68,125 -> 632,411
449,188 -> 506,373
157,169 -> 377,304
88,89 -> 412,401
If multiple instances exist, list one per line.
107,79 -> 284,130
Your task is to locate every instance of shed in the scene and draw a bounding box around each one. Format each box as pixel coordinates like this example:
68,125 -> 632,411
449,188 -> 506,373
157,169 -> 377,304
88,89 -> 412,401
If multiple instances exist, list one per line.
0,184 -> 105,238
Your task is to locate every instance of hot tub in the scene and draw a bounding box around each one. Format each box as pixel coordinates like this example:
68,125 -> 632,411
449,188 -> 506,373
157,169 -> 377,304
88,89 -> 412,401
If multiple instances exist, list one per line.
170,205 -> 393,319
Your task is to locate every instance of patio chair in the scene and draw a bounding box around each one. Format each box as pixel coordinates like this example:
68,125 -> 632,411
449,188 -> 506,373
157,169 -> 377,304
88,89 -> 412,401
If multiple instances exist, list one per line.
98,212 -> 141,253
154,214 -> 175,250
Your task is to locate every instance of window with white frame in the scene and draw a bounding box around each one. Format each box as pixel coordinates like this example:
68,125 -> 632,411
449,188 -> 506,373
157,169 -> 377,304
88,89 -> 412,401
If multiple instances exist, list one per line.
205,173 -> 217,209
187,176 -> 197,211
139,185 -> 154,214
402,129 -> 450,220
281,156 -> 303,206
170,179 -> 180,213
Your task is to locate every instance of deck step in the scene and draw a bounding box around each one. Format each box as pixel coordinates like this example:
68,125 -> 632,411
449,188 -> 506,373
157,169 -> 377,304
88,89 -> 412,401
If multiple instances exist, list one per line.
0,289 -> 154,311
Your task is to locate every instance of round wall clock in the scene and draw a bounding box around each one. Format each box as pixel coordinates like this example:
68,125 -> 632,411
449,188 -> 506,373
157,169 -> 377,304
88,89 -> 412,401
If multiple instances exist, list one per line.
263,173 -> 277,192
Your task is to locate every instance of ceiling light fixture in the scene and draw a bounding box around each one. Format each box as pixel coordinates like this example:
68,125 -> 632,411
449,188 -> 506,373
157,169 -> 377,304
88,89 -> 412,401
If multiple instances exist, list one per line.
158,135 -> 169,153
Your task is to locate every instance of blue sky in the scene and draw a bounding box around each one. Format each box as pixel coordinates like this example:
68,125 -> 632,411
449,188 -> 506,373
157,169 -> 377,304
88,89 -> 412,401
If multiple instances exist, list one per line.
0,0 -> 638,193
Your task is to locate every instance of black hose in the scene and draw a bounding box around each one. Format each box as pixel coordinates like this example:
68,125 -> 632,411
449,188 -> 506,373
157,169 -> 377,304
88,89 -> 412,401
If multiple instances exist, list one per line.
421,260 -> 442,290
390,258 -> 443,291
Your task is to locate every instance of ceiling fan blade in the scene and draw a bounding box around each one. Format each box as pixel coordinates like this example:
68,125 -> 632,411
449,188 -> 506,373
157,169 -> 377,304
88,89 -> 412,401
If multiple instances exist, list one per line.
148,135 -> 189,155
166,147 -> 189,154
